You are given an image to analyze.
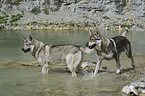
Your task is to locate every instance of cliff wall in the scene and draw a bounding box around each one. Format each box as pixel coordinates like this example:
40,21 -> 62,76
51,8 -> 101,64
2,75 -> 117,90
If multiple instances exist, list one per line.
0,0 -> 144,30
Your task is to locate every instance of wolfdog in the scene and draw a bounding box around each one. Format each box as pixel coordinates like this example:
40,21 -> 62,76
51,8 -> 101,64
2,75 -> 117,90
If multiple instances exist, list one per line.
22,36 -> 88,76
86,29 -> 135,75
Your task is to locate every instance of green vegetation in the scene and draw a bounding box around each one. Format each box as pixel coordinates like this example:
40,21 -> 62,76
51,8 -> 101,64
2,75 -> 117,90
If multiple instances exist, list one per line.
0,10 -> 141,30
81,15 -> 89,19
0,11 -> 24,28
0,11 -> 9,25
2,11 -> 6,15
27,21 -> 38,26
42,9 -> 49,15
9,14 -> 23,24
21,11 -> 25,15
31,7 -> 41,15
103,16 -> 110,20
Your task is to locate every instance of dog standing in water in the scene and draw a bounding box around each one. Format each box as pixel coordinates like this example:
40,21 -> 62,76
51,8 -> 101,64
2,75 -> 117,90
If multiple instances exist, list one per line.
86,29 -> 135,75
22,36 -> 84,76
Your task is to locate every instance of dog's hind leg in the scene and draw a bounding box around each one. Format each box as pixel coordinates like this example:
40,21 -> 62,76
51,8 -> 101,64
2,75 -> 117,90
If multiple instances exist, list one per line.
130,56 -> 135,69
66,53 -> 77,76
75,52 -> 83,73
66,51 -> 83,76
125,44 -> 135,69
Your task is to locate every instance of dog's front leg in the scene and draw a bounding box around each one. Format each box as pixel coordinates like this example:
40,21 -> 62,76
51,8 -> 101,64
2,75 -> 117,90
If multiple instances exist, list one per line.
93,59 -> 102,75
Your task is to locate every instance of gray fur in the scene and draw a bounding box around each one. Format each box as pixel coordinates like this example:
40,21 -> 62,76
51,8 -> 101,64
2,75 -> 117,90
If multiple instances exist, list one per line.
22,36 -> 84,76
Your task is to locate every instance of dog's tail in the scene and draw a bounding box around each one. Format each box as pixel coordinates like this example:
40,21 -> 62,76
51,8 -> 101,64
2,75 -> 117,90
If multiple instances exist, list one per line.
122,27 -> 129,37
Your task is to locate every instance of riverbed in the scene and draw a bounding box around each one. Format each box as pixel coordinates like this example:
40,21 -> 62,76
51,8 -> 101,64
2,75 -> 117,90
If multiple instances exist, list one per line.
0,30 -> 144,96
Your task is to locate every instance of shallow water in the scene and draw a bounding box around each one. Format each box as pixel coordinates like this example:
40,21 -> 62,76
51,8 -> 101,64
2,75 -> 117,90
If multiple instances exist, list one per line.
0,30 -> 145,96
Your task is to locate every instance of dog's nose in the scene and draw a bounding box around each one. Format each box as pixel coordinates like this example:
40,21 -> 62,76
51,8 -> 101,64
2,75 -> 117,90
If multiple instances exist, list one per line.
21,48 -> 30,53
21,48 -> 27,53
88,46 -> 93,49
21,48 -> 24,51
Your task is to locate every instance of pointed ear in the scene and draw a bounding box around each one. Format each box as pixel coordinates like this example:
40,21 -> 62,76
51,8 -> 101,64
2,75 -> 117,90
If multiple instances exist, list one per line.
89,30 -> 94,35
29,35 -> 33,41
94,28 -> 100,36
94,29 -> 104,40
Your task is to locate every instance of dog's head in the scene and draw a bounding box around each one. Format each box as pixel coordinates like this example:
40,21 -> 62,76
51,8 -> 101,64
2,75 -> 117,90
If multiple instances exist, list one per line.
86,29 -> 103,49
21,35 -> 34,53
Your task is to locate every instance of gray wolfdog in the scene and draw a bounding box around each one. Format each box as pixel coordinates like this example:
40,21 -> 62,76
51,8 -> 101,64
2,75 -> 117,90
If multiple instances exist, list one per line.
86,29 -> 135,75
22,36 -> 91,76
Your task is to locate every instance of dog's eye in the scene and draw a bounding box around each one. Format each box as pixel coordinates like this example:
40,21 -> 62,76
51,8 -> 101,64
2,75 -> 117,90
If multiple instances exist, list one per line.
26,43 -> 33,46
26,44 -> 29,46
91,39 -> 95,41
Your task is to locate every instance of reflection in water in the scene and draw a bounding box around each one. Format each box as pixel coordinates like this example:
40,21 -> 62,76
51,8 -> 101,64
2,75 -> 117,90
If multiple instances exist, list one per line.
0,30 -> 145,96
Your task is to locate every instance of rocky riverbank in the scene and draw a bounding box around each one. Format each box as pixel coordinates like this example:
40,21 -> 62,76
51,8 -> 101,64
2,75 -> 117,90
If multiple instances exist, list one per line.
121,77 -> 145,95
0,0 -> 145,30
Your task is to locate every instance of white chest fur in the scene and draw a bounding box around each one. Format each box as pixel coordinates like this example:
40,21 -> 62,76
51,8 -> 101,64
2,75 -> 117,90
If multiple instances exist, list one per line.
96,51 -> 113,60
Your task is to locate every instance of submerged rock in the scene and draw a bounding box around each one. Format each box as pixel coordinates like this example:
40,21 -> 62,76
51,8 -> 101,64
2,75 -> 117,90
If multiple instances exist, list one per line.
122,85 -> 138,95
131,79 -> 145,88
122,78 -> 145,95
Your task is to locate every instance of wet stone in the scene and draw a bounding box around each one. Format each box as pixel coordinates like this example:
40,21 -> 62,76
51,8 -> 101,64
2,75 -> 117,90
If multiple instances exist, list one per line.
122,78 -> 145,95
121,85 -> 131,94
131,80 -> 145,88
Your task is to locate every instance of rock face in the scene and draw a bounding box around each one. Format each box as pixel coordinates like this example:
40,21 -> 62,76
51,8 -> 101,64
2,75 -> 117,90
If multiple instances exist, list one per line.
0,0 -> 144,30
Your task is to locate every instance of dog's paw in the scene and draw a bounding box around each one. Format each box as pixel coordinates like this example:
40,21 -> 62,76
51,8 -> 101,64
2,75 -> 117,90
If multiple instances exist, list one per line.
132,65 -> 136,69
116,69 -> 121,74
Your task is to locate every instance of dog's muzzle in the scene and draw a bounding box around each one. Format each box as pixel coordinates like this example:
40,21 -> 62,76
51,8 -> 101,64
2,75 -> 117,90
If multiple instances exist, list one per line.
85,42 -> 96,49
21,48 -> 30,53
85,42 -> 89,47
